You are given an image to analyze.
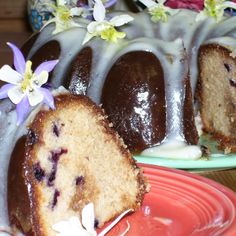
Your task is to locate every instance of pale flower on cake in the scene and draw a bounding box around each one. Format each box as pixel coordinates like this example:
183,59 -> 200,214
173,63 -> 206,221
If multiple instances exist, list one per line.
137,0 -> 179,22
83,0 -> 134,44
53,203 -> 133,236
196,0 -> 236,21
0,42 -> 58,125
42,0 -> 84,34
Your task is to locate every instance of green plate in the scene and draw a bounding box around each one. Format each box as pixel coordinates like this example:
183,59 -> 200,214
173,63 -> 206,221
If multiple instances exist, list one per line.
134,135 -> 236,170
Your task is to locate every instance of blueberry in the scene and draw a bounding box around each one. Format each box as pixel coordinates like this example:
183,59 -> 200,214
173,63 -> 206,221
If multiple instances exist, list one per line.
230,79 -> 236,87
51,148 -> 68,163
53,123 -> 60,137
224,63 -> 231,72
52,189 -> 60,209
94,218 -> 99,228
33,162 -> 45,182
47,148 -> 68,187
76,176 -> 85,185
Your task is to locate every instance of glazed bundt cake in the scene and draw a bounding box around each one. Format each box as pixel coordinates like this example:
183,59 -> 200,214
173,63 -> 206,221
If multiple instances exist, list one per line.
0,0 -> 236,234
19,0 -> 236,159
7,93 -> 148,235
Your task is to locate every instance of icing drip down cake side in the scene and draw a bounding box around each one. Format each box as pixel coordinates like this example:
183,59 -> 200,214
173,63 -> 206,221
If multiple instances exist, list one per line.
20,6 -> 236,159
7,93 -> 148,235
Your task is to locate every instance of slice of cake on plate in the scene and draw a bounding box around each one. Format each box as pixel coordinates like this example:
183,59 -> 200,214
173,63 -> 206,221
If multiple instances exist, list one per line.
7,93 -> 148,236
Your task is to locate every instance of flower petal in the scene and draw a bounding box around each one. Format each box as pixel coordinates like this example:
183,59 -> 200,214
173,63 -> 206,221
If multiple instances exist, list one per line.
34,60 -> 59,76
52,217 -> 84,235
82,203 -> 96,232
8,85 -> 25,104
0,65 -> 22,84
7,42 -> 26,74
104,0 -> 117,8
52,220 -> 70,233
39,87 -> 55,109
40,18 -> 56,32
0,84 -> 15,99
57,0 -> 66,6
93,0 -> 106,22
138,0 -> 157,8
82,32 -> 95,45
16,96 -> 30,125
32,71 -> 49,88
87,21 -> 100,33
27,88 -> 44,106
98,209 -> 133,236
110,14 -> 134,27
70,7 -> 83,16
223,1 -> 236,10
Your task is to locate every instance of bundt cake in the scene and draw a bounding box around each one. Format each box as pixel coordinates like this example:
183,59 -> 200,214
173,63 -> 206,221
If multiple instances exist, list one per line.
0,0 -> 236,234
18,0 -> 236,159
6,92 -> 148,235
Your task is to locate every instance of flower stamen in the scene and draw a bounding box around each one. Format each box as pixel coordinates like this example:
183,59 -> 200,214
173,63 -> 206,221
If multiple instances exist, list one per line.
196,0 -> 236,22
21,61 -> 33,93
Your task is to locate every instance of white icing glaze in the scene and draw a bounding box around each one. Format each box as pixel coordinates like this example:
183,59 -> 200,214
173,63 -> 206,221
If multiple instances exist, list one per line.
141,140 -> 202,160
0,100 -> 28,235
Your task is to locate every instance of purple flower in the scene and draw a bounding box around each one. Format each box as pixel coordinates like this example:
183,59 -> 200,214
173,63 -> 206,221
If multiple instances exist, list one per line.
0,42 -> 59,125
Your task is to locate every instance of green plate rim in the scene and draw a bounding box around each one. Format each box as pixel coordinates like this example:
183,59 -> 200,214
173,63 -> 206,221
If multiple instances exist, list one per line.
134,153 -> 236,169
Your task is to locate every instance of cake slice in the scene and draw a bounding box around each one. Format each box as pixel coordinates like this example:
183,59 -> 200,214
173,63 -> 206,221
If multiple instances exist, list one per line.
23,93 -> 148,236
198,44 -> 236,152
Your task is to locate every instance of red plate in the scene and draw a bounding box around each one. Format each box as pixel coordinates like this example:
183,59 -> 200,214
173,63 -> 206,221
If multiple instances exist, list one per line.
99,164 -> 236,236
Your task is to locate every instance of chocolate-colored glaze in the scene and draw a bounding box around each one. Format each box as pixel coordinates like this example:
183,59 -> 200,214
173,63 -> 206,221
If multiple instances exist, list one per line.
183,77 -> 199,145
29,40 -> 61,83
101,51 -> 166,152
66,47 -> 92,93
8,136 -> 33,235
21,33 -> 39,59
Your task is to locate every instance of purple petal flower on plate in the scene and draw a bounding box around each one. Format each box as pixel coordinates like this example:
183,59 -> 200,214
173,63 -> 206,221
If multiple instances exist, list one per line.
0,84 -> 15,99
104,0 -> 117,8
34,59 -> 59,75
7,42 -> 26,74
0,42 -> 59,125
39,87 -> 55,110
16,96 -> 30,126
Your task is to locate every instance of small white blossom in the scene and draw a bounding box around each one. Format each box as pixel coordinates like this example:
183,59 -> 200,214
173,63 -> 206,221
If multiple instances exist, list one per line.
43,0 -> 83,34
82,0 -> 133,44
138,0 -> 179,22
53,203 -> 96,236
196,0 -> 236,22
53,203 -> 133,236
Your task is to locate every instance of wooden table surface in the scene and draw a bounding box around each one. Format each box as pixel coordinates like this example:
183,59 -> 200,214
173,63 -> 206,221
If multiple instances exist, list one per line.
0,31 -> 236,193
0,31 -> 31,67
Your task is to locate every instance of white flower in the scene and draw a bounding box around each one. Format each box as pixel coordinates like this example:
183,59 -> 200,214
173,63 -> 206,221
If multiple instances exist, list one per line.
196,0 -> 236,22
53,204 -> 97,236
43,0 -> 83,34
52,203 -> 133,236
138,0 -> 179,22
0,42 -> 58,125
82,0 -> 133,44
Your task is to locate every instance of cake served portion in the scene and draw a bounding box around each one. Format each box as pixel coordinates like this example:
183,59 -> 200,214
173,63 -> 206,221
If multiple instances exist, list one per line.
198,41 -> 236,153
7,93 -> 148,235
